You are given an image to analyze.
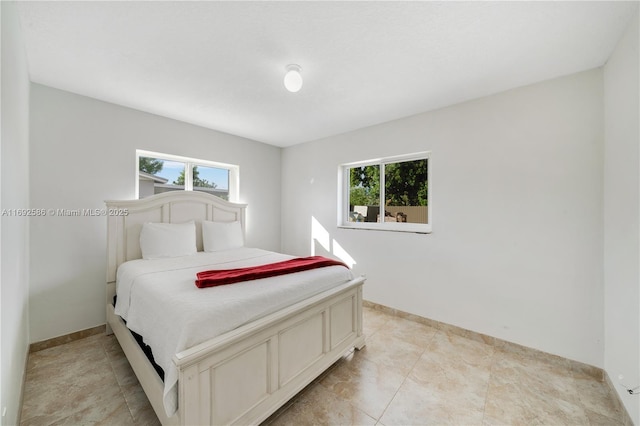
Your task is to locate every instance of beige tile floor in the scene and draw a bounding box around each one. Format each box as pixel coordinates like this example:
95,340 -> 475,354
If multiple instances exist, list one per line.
20,307 -> 629,425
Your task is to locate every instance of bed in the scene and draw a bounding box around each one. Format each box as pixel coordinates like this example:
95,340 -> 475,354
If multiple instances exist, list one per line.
105,191 -> 366,425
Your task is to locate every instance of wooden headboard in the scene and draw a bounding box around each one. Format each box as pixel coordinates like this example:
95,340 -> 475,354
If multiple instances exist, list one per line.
105,191 -> 247,283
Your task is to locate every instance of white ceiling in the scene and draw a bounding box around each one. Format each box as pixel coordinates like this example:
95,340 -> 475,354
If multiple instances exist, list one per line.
16,1 -> 638,147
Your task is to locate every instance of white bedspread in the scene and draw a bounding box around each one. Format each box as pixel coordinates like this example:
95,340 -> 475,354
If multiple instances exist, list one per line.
114,247 -> 354,417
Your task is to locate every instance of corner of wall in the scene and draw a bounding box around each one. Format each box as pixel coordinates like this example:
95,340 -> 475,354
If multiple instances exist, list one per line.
1,1 -> 31,424
603,6 -> 640,425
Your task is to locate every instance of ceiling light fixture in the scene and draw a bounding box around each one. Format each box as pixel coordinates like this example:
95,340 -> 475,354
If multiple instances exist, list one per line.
284,64 -> 303,93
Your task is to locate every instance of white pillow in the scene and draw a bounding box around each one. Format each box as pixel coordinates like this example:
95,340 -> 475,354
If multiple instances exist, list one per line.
202,220 -> 244,252
139,220 -> 197,260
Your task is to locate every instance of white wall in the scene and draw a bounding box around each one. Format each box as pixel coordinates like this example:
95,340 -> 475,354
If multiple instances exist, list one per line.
282,69 -> 604,367
604,8 -> 640,424
1,2 -> 31,424
29,84 -> 282,342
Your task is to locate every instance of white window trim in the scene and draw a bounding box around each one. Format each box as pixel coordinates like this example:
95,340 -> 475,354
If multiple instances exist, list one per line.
338,151 -> 431,234
135,149 -> 240,201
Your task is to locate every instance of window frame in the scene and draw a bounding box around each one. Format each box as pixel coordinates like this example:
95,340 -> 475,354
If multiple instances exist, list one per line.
338,151 -> 431,234
135,150 -> 239,201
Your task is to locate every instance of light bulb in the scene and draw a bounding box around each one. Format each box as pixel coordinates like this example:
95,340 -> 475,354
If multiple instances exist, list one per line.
284,64 -> 303,93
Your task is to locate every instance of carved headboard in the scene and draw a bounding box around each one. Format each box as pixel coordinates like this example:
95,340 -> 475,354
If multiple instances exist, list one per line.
105,191 -> 247,283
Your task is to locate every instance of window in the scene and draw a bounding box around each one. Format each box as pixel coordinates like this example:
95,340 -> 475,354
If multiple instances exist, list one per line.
136,150 -> 239,201
339,152 -> 430,233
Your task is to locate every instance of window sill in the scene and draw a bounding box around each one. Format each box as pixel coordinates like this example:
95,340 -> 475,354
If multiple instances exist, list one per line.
338,223 -> 431,234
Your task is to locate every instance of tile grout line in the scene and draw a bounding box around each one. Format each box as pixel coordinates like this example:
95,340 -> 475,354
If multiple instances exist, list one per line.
374,328 -> 437,424
101,335 -> 138,424
480,346 -> 500,425
316,314 -> 400,424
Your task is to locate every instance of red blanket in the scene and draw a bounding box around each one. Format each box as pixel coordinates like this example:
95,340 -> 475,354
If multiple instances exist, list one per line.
195,256 -> 348,288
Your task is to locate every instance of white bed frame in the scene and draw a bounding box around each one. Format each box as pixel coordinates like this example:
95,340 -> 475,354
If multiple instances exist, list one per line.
105,191 -> 365,425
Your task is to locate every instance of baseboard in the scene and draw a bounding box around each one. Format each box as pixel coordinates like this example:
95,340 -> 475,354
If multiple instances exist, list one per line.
363,300 -> 638,422
363,300 -> 603,380
16,345 -> 29,425
29,324 -> 106,353
604,371 -> 635,426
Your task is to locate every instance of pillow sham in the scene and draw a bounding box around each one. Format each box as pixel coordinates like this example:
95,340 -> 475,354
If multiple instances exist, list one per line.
139,220 -> 197,260
202,220 -> 244,252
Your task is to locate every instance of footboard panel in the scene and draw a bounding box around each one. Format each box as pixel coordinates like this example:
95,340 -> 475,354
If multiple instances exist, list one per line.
176,281 -> 364,425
